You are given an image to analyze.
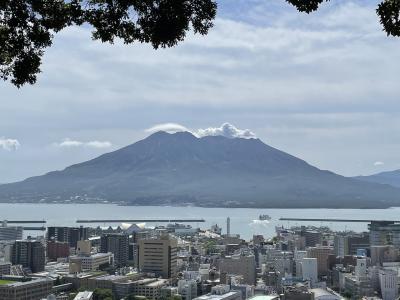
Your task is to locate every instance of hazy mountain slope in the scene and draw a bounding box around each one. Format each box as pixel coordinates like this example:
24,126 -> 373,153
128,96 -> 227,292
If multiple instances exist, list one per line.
1,131 -> 400,208
355,170 -> 400,188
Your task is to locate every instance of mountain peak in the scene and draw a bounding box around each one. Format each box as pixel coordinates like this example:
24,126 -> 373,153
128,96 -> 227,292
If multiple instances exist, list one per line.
1,130 -> 400,209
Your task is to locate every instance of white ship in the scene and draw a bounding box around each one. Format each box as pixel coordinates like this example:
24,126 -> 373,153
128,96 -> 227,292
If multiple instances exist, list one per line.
259,214 -> 271,221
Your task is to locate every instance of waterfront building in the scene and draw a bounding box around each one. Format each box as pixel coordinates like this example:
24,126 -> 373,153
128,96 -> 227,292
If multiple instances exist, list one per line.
0,221 -> 23,241
369,221 -> 400,248
47,226 -> 89,248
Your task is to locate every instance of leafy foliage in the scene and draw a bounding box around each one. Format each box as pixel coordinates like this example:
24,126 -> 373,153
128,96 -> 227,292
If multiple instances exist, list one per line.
377,0 -> 400,36
287,0 -> 400,39
2,0 -> 400,88
286,0 -> 327,13
93,288 -> 115,300
0,0 -> 217,87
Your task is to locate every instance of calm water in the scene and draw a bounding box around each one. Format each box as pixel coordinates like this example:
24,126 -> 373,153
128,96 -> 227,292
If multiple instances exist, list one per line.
1,203 -> 400,240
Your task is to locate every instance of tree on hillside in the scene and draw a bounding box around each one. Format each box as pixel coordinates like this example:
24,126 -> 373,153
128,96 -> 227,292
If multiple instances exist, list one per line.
1,0 -> 400,88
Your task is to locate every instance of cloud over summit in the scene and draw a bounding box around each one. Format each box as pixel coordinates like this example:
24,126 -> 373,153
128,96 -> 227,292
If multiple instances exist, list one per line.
146,122 -> 257,139
196,123 -> 256,139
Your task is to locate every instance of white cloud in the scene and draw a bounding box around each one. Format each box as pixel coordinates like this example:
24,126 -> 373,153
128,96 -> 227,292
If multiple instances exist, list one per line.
374,161 -> 384,166
196,123 -> 257,139
146,122 -> 257,139
146,123 -> 189,134
55,138 -> 112,149
0,138 -> 20,151
85,141 -> 112,148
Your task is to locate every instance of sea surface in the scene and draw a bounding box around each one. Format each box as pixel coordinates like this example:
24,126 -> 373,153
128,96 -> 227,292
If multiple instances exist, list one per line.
1,203 -> 400,240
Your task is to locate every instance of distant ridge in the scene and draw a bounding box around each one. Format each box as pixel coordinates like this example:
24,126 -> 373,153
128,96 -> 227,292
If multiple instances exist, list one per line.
1,131 -> 400,208
355,169 -> 400,188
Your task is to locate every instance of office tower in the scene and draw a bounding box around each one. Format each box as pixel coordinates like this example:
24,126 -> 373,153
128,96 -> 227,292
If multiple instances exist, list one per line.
11,239 -> 45,273
306,246 -> 334,276
138,234 -> 178,279
301,258 -> 318,285
100,233 -> 129,267
379,269 -> 398,300
227,217 -> 231,237
0,221 -> 23,241
303,230 -> 322,247
334,234 -> 370,257
47,226 -> 89,248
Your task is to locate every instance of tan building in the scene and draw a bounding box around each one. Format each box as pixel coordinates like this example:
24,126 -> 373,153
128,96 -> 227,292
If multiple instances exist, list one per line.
138,234 -> 177,279
307,246 -> 334,276
69,252 -> 114,272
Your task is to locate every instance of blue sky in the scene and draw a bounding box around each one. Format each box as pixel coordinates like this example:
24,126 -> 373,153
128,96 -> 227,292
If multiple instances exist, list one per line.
1,0 -> 400,183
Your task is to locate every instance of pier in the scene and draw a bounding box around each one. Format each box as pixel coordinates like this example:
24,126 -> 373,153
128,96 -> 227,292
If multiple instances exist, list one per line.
76,219 -> 205,223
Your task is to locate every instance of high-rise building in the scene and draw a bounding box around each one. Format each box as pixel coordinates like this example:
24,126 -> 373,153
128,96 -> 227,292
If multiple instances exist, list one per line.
379,269 -> 398,300
369,221 -> 400,248
138,234 -> 178,279
301,258 -> 318,285
303,230 -> 322,247
11,239 -> 45,273
100,233 -> 129,267
0,221 -> 23,241
47,226 -> 89,248
306,246 -> 334,276
334,234 -> 370,257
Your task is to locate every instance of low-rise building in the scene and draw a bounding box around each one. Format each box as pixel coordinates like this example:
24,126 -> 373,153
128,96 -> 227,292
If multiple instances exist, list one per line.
69,252 -> 114,272
0,276 -> 53,300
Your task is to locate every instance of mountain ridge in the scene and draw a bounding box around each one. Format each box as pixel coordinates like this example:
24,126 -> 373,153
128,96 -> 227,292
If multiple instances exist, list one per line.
1,131 -> 400,208
355,169 -> 400,188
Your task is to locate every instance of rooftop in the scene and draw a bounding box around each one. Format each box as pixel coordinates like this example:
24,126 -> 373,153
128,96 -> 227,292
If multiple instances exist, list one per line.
0,279 -> 15,285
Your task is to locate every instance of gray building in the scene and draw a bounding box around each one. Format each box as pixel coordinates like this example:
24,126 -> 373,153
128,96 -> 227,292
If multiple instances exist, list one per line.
0,276 -> 53,300
11,239 -> 45,273
100,233 -> 129,267
219,255 -> 256,285
0,221 -> 23,241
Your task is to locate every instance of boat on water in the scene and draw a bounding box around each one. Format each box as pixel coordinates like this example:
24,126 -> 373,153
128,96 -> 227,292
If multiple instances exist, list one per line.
259,214 -> 271,221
